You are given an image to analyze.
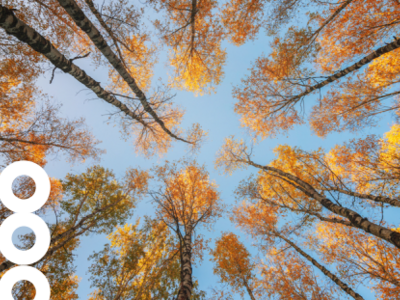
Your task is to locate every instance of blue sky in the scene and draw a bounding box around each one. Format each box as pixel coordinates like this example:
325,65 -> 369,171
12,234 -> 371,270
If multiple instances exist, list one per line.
33,6 -> 399,299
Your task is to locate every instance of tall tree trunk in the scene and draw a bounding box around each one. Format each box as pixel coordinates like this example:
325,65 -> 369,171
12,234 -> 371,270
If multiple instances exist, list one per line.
276,233 -> 364,300
177,229 -> 193,300
244,159 -> 400,249
56,0 -> 189,144
0,5 -> 147,128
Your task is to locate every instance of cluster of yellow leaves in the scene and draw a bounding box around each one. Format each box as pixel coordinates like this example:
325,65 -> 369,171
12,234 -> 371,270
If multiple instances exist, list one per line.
168,43 -> 226,95
153,160 -> 221,228
152,0 -> 226,95
259,247 -> 336,300
316,0 -> 400,73
231,0 -> 400,138
367,49 -> 400,88
210,232 -> 256,297
326,124 -> 400,198
88,218 -> 179,300
109,34 -> 156,93
220,0 -> 265,46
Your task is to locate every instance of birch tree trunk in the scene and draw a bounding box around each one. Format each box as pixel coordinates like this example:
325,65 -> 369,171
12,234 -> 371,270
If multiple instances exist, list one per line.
177,229 -> 193,300
326,188 -> 400,208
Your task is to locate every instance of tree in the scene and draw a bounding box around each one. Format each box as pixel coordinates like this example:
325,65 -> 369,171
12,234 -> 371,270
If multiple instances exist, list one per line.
210,232 -> 258,300
149,159 -> 222,300
216,135 -> 400,249
232,0 -> 400,139
215,123 -> 400,298
0,77 -> 103,226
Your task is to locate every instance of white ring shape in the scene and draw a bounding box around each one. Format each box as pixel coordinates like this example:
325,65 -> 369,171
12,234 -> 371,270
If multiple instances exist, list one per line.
0,161 -> 50,213
0,266 -> 50,300
0,213 -> 50,265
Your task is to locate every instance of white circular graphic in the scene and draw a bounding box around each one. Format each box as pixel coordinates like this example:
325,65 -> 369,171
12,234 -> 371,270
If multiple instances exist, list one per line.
0,161 -> 50,213
0,213 -> 50,265
0,266 -> 50,300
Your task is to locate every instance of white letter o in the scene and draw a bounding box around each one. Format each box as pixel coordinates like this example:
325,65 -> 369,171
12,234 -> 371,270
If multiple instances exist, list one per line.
0,161 -> 50,213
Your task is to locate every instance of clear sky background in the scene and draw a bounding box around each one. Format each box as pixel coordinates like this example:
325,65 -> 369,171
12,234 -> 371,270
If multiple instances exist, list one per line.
33,3 -> 398,299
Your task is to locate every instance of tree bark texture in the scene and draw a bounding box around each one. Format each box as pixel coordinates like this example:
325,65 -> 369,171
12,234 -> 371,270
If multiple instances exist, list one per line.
177,230 -> 193,300
328,188 -> 400,208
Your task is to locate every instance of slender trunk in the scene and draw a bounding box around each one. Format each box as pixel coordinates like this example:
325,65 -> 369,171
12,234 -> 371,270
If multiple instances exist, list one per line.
288,38 -> 400,105
242,278 -> 256,300
0,136 -> 74,151
277,233 -> 364,300
177,229 -> 193,300
0,5 -> 146,128
326,188 -> 400,208
56,0 -> 189,144
190,0 -> 197,54
308,0 -> 353,42
245,160 -> 400,249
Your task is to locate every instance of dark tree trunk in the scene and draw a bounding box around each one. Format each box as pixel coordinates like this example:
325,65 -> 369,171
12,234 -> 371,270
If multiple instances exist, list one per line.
177,229 -> 193,300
